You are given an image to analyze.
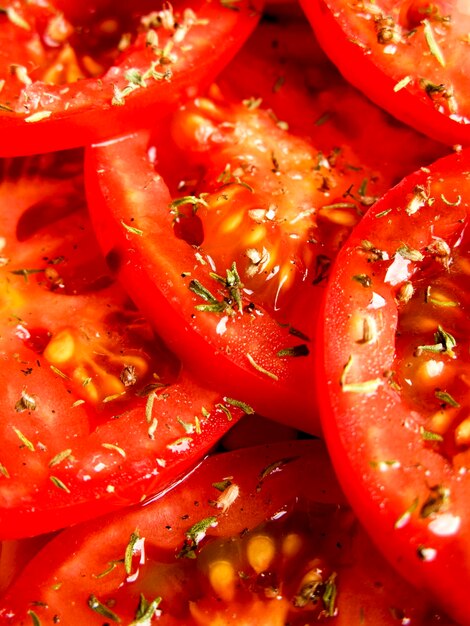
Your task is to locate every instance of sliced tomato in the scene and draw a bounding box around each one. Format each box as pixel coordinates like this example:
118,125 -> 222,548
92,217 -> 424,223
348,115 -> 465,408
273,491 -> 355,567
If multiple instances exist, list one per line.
0,150 -> 248,539
316,148 -> 470,623
300,0 -> 470,146
0,440 -> 454,625
217,9 -> 447,176
0,0 -> 262,157
85,14 -> 446,433
0,534 -> 55,595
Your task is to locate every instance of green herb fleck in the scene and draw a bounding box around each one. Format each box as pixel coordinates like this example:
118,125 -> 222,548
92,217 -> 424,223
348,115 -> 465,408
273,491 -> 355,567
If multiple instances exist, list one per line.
420,427 -> 444,442
314,112 -> 331,126
49,449 -> 73,467
93,560 -> 121,579
258,457 -> 295,488
50,476 -> 71,493
435,390 -> 460,407
322,573 -> 338,617
340,357 -> 382,394
246,353 -> 278,381
216,403 -> 233,421
397,244 -> 424,262
440,193 -> 461,206
12,427 -> 35,451
49,365 -> 69,380
376,208 -> 392,218
212,479 -> 233,492
220,0 -> 242,9
0,462 -> 10,478
167,436 -> 193,452
423,19 -> 446,66
88,595 -> 121,622
145,391 -> 157,424
10,268 -> 44,282
0,7 -> 30,30
395,497 -> 419,529
178,516 -> 218,559
102,443 -> 126,458
169,194 -> 209,217
277,344 -> 310,358
125,531 -> 141,575
425,286 -> 459,307
130,594 -> 162,625
28,610 -> 41,626
242,96 -> 262,110
121,220 -> 143,236
393,75 -> 412,92
420,484 -> 449,518
223,397 -> 255,414
352,273 -> 372,288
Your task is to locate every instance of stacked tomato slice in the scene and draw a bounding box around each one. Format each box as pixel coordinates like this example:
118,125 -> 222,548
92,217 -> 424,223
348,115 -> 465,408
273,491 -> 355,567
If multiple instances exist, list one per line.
0,0 -> 469,624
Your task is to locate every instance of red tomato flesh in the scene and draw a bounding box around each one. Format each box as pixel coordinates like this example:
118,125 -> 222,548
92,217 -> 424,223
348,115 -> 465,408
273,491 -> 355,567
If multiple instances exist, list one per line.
0,150 -> 247,539
0,441 -> 454,625
85,13 -> 446,434
300,0 -> 470,146
317,147 -> 470,624
0,0 -> 262,156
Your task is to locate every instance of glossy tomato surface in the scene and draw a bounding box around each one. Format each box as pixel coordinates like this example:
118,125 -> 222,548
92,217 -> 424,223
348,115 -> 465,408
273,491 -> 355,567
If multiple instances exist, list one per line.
300,0 -> 470,146
85,12 -> 446,434
0,0 -> 262,156
0,151 -> 247,539
0,440 -> 454,625
317,148 -> 470,623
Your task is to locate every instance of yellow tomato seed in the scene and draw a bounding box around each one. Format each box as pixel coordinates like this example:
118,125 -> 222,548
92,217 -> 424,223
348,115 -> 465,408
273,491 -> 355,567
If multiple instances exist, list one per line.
208,560 -> 236,602
455,417 -> 470,447
281,533 -> 303,559
43,330 -> 75,364
246,534 -> 276,574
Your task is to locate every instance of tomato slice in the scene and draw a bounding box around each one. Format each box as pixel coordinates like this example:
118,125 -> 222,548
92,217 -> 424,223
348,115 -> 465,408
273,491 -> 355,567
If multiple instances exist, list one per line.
85,13 -> 446,433
0,0 -> 262,157
299,0 -> 470,146
0,150 -> 249,539
316,148 -> 470,623
0,440 -> 454,625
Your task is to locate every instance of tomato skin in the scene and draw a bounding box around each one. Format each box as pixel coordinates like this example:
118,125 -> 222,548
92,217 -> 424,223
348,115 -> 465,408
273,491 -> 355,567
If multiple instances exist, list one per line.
217,10 -> 447,175
0,534 -> 55,595
316,148 -> 470,624
0,440 -> 454,625
85,128 -> 323,434
0,151 -> 248,539
85,13 -> 446,436
0,0 -> 262,157
300,0 -> 470,146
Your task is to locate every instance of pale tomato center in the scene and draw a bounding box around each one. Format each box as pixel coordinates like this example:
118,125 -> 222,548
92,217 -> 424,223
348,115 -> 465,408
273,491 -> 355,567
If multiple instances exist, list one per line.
164,92 -> 363,316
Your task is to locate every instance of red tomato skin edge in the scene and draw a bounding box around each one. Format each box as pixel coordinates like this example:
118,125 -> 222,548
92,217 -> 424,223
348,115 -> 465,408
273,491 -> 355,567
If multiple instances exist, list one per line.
315,151 -> 470,625
299,0 -> 468,148
84,133 -> 320,435
0,440 -> 344,604
316,283 -> 470,626
0,371 -> 245,540
0,0 -> 263,158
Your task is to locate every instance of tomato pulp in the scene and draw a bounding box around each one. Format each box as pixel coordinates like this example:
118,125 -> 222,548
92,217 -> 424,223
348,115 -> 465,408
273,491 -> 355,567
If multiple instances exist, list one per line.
317,148 -> 470,624
0,0 -> 262,156
0,440 -> 454,625
85,12 -> 446,434
300,0 -> 470,146
0,150 -> 248,538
